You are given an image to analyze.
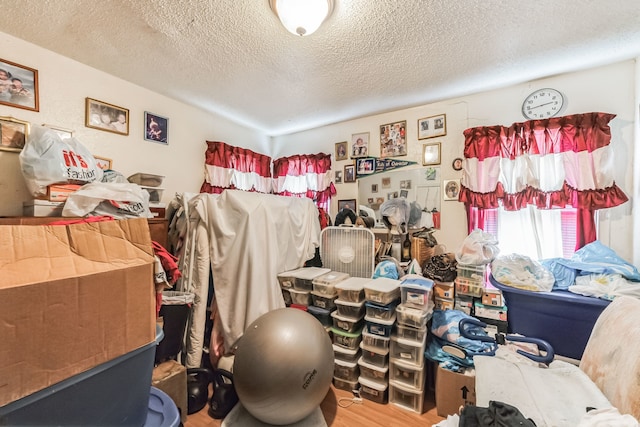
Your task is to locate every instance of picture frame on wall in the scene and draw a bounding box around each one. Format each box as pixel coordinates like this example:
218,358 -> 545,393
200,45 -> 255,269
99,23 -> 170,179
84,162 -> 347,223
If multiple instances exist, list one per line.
443,179 -> 461,201
422,142 -> 441,165
335,141 -> 348,161
338,199 -> 357,212
0,58 -> 39,112
145,112 -> 168,144
344,164 -> 356,183
0,116 -> 30,152
85,98 -> 129,135
418,114 -> 447,140
356,158 -> 375,175
43,124 -> 74,140
93,156 -> 113,171
380,120 -> 407,158
335,170 -> 342,183
351,132 -> 370,158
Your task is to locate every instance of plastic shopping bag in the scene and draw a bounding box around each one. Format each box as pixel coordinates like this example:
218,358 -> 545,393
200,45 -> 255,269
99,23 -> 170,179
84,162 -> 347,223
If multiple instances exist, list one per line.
19,125 -> 103,197
63,182 -> 152,219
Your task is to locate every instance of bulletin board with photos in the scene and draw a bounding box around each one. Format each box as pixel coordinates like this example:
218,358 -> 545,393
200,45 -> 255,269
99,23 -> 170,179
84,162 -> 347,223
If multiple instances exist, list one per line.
357,167 -> 441,228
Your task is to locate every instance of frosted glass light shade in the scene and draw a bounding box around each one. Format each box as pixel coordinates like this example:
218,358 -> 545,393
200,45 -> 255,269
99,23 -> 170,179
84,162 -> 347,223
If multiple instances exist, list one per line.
270,0 -> 334,36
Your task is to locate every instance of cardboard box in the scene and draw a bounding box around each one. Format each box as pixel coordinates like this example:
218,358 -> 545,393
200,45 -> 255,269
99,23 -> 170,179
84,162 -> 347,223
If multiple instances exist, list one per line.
474,301 -> 508,321
0,218 -> 156,406
482,286 -> 503,307
435,364 -> 476,417
22,199 -> 64,217
47,184 -> 82,202
152,360 -> 187,423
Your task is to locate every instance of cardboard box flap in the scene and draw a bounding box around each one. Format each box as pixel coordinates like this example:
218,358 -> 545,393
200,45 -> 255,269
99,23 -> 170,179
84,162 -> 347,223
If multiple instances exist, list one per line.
0,218 -> 154,288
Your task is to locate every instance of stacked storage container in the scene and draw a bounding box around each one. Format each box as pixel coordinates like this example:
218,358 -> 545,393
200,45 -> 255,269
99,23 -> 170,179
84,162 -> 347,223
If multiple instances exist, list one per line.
331,277 -> 371,392
358,278 -> 401,404
389,275 -> 433,414
309,271 -> 349,327
277,267 -> 330,309
454,264 -> 507,332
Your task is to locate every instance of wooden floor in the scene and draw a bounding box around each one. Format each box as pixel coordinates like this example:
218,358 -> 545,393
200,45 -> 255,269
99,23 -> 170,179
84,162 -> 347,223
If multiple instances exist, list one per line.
184,384 -> 444,427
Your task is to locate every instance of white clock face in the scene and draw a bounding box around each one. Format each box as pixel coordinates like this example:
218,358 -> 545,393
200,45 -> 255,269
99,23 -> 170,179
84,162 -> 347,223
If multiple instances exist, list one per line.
522,88 -> 564,119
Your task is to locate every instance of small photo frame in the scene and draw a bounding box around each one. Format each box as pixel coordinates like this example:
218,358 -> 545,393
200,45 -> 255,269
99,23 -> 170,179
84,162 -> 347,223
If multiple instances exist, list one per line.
43,124 -> 74,140
371,184 -> 378,193
344,164 -> 356,183
443,179 -> 461,201
422,142 -> 441,165
381,177 -> 391,188
418,114 -> 447,140
356,158 -> 375,175
400,180 -> 412,189
335,170 -> 342,183
452,157 -> 464,171
400,190 -> 409,198
0,58 -> 39,112
338,199 -> 357,212
0,116 -> 30,152
144,112 -> 168,144
380,120 -> 407,158
367,198 -> 374,204
335,141 -> 348,161
376,197 -> 384,204
94,156 -> 113,171
351,132 -> 369,158
85,98 -> 129,135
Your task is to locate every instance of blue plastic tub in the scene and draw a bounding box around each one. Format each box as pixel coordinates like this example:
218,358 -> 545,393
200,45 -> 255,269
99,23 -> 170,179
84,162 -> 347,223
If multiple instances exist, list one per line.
490,275 -> 610,360
145,386 -> 180,427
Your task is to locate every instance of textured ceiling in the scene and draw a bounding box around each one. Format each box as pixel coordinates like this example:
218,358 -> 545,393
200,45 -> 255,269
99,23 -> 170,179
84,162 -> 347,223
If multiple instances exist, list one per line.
1,0 -> 640,136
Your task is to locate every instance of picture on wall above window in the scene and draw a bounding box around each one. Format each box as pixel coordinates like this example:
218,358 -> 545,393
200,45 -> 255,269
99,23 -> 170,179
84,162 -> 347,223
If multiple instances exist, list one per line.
443,179 -> 461,201
0,116 -> 29,152
418,114 -> 446,140
335,141 -> 348,161
380,120 -> 407,158
144,112 -> 168,144
0,58 -> 39,112
344,164 -> 356,183
85,98 -> 129,135
351,132 -> 369,158
422,142 -> 441,165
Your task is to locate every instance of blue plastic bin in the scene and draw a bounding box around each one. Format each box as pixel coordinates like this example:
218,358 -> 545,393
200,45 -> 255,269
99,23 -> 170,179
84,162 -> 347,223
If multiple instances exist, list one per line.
490,275 -> 610,360
145,386 -> 181,427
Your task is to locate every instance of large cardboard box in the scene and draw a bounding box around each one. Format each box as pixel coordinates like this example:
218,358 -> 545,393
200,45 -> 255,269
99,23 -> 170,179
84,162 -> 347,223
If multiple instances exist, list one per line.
152,360 -> 188,423
0,218 -> 156,406
435,364 -> 476,417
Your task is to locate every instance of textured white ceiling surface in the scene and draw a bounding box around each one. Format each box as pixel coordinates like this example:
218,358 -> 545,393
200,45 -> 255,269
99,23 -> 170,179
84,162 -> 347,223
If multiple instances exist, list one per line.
1,0 -> 640,136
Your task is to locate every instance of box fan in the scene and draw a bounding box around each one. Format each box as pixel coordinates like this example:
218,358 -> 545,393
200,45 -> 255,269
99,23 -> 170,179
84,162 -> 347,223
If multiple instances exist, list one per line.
320,226 -> 375,278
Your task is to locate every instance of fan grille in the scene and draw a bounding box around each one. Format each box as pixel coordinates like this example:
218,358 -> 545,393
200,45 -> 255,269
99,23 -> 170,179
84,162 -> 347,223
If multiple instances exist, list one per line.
320,226 -> 375,278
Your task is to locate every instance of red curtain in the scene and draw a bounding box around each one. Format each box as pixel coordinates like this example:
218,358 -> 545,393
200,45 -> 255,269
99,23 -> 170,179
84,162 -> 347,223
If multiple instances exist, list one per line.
200,141 -> 272,194
272,153 -> 336,211
460,112 -> 628,248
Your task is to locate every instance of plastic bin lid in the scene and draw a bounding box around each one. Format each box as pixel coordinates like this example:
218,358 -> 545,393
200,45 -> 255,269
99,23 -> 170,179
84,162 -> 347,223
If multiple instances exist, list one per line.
357,356 -> 388,372
362,330 -> 390,343
335,277 -> 371,291
334,358 -> 358,368
333,343 -> 359,356
365,300 -> 398,309
145,387 -> 180,427
396,303 -> 429,319
358,375 -> 388,391
400,275 -> 434,290
335,298 -> 365,308
289,267 -> 331,280
364,314 -> 397,326
307,305 -> 332,315
329,327 -> 363,338
364,277 -> 401,292
312,271 -> 350,285
288,288 -> 310,295
332,310 -> 364,323
391,334 -> 427,347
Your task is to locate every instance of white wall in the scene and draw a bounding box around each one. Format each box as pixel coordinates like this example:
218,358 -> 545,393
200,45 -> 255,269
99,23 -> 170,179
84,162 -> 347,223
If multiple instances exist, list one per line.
0,31 -> 269,216
272,61 -> 638,263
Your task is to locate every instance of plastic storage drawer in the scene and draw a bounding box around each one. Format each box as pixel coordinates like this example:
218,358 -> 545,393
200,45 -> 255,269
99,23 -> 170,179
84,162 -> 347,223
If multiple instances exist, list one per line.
335,277 -> 369,303
334,344 -> 360,364
307,305 -> 334,327
333,376 -> 359,392
330,327 -> 363,351
331,311 -> 364,333
365,300 -> 398,321
358,376 -> 388,404
360,342 -> 389,368
389,380 -> 425,414
292,267 -> 332,291
288,288 -> 311,306
358,356 -> 389,382
390,335 -> 426,367
400,276 -> 434,310
335,299 -> 366,319
364,315 -> 396,338
334,358 -> 359,382
395,304 -> 430,328
390,357 -> 425,390
311,291 -> 337,310
361,330 -> 390,351
395,324 -> 427,343
364,278 -> 401,305
312,271 -> 350,297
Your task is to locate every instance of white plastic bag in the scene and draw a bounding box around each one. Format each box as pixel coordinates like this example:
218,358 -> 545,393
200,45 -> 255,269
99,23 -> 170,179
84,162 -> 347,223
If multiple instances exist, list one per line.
63,182 -> 152,219
491,254 -> 555,292
456,228 -> 500,265
19,125 -> 103,197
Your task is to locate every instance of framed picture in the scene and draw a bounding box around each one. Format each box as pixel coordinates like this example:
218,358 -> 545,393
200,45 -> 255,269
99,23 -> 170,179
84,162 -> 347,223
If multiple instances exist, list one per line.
43,124 -> 74,140
344,164 -> 356,183
381,177 -> 391,188
0,116 -> 30,152
443,179 -> 461,201
85,98 -> 129,135
93,156 -> 113,171
335,141 -> 348,161
422,142 -> 442,165
356,158 -> 375,175
144,112 -> 168,144
400,190 -> 409,198
0,58 -> 39,112
418,114 -> 447,140
335,170 -> 342,183
351,132 -> 370,158
380,120 -> 407,158
371,184 -> 378,193
452,157 -> 464,171
338,199 -> 357,212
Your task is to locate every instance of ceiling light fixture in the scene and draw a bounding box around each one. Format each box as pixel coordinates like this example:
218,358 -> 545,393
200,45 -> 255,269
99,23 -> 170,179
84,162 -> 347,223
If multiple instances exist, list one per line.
269,0 -> 334,36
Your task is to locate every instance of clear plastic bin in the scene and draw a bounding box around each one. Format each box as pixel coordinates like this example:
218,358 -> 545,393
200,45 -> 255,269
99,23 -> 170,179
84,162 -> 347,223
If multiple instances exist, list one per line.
360,342 -> 389,368
390,357 -> 426,390
335,277 -> 369,303
395,324 -> 427,343
331,311 -> 364,333
312,271 -> 350,297
333,376 -> 359,392
307,305 -> 333,327
364,278 -> 401,305
335,299 -> 365,319
333,344 -> 361,364
390,335 -> 426,367
288,288 -> 311,306
291,267 -> 332,291
389,380 -> 425,414
395,304 -> 430,328
334,358 -> 359,382
330,327 -> 363,350
281,288 -> 292,305
128,173 -> 164,187
361,330 -> 390,351
364,314 -> 396,338
400,276 -> 434,310
358,376 -> 388,404
277,269 -> 300,289
455,278 -> 484,297
358,356 -> 389,382
365,300 -> 398,321
311,291 -> 337,310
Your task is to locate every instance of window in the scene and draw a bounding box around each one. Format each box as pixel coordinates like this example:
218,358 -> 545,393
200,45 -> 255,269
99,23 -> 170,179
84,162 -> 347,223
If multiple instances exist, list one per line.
477,206 -> 578,260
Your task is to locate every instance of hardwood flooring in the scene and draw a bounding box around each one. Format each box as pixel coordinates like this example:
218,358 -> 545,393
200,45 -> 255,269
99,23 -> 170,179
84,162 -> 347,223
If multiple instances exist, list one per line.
184,384 -> 445,427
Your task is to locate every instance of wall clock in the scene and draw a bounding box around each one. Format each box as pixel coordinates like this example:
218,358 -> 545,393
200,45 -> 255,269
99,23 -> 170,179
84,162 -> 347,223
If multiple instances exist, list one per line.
521,88 -> 564,120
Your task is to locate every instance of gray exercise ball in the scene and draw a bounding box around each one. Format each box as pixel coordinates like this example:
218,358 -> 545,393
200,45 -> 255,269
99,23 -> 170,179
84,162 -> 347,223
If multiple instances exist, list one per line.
233,307 -> 334,425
